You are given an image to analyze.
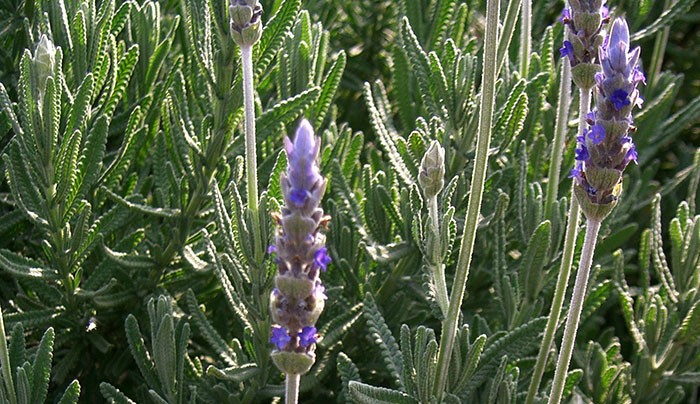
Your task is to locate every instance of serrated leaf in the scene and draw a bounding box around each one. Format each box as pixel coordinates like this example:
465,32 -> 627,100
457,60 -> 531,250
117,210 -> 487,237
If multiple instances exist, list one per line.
462,317 -> 547,397
184,290 -> 236,367
57,380 -> 81,404
348,381 -> 419,404
0,249 -> 59,280
100,382 -> 136,404
102,187 -> 180,218
363,293 -> 403,387
255,0 -> 301,77
678,300 -> 700,344
631,0 -> 698,40
124,315 -> 162,392
30,327 -> 54,404
311,50 -> 346,126
154,315 -> 176,398
257,87 -> 320,136
206,364 -> 259,382
519,220 -> 551,303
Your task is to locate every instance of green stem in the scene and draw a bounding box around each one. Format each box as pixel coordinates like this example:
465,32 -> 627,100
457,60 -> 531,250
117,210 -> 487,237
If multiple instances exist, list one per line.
241,44 -> 259,215
648,0 -> 673,87
526,68 -> 584,404
519,0 -> 531,76
496,0 -> 522,77
548,218 -> 601,404
429,194 -> 449,317
543,61 -> 572,219
285,373 -> 300,404
0,304 -> 18,404
433,0 -> 499,398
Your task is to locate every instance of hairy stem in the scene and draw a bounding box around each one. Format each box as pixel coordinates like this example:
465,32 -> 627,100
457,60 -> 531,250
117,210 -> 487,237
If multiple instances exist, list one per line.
544,61 -> 572,219
0,304 -> 17,404
433,0 -> 499,398
548,218 -> 601,404
648,0 -> 673,87
429,194 -> 449,316
241,44 -> 259,215
497,0 -> 522,77
526,68 -> 584,404
285,373 -> 300,404
520,0 -> 532,76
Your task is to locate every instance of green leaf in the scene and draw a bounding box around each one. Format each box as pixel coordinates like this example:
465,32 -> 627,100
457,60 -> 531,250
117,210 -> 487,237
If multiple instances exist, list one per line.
678,300 -> 700,345
154,315 -> 176,398
124,315 -> 162,392
364,82 -> 415,186
0,249 -> 59,280
257,86 -> 320,136
99,382 -> 137,404
30,327 -> 54,404
519,220 -> 551,303
631,0 -> 698,41
184,290 -> 237,367
348,381 -> 419,404
57,380 -> 81,404
338,352 -> 362,401
255,0 -> 301,77
104,45 -> 140,116
462,317 -> 547,397
311,50 -> 346,126
363,293 -> 403,387
65,73 -> 94,138
102,187 -> 180,218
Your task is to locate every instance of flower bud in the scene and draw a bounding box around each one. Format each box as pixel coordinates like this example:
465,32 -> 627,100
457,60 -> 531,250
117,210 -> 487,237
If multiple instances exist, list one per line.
230,0 -> 262,47
418,140 -> 445,199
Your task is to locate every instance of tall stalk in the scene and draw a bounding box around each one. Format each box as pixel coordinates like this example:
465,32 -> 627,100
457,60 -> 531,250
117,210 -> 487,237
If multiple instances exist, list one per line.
648,0 -> 673,87
526,84 -> 589,404
241,44 -> 259,215
520,0 -> 532,76
432,0 -> 499,398
548,219 -> 601,404
286,374 -> 300,404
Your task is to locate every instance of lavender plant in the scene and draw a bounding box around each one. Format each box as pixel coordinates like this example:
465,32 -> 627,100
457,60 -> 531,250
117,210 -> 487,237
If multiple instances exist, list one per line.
269,119 -> 330,402
0,1 -> 698,403
549,17 -> 646,404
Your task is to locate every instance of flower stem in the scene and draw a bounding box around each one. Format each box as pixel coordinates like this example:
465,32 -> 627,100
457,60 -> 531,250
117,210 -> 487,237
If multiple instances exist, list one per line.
433,0 -> 499,398
241,44 -> 259,215
548,218 -> 601,404
285,373 -> 300,404
519,0 -> 531,76
544,61 -> 572,219
429,194 -> 449,317
0,304 -> 18,404
648,0 -> 673,87
526,69 -> 583,404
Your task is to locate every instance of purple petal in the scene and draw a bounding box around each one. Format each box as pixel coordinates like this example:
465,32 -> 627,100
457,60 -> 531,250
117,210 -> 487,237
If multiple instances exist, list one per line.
633,66 -> 646,85
314,247 -> 332,272
610,89 -> 630,110
298,326 -> 317,348
588,124 -> 606,145
626,144 -> 638,164
270,326 -> 291,350
289,188 -> 308,207
559,8 -> 571,24
575,145 -> 589,161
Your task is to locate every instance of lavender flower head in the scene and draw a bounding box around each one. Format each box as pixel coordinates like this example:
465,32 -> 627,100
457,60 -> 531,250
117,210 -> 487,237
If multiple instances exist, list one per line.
269,119 -> 330,375
229,0 -> 262,46
560,0 -> 610,89
571,18 -> 645,221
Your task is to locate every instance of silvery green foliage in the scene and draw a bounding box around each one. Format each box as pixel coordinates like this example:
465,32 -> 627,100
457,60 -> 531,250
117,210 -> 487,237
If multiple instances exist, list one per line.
0,0 -> 698,402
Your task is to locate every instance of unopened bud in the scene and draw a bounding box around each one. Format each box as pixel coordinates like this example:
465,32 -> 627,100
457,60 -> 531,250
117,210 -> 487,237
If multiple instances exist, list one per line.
418,141 -> 445,198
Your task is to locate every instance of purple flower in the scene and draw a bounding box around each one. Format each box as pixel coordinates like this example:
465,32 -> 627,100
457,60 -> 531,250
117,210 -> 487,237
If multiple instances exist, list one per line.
267,245 -> 277,254
569,162 -> 583,180
298,326 -> 317,348
588,124 -> 606,145
586,111 -> 596,124
271,326 -> 291,350
633,66 -> 646,85
610,89 -> 630,110
625,144 -> 638,164
560,41 -> 574,62
575,145 -> 589,161
289,188 -> 307,207
559,8 -> 571,24
314,247 -> 332,272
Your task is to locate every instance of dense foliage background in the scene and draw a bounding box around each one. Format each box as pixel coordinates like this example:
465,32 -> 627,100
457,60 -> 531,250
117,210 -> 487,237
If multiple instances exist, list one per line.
0,0 -> 698,402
